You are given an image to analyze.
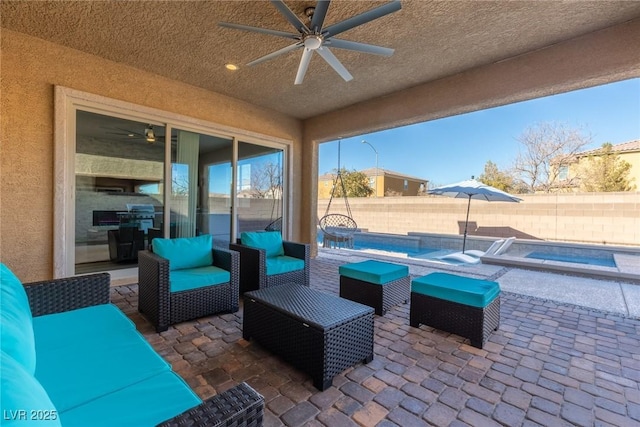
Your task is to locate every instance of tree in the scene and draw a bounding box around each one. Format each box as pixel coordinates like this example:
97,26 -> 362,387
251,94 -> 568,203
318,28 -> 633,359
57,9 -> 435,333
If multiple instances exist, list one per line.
579,143 -> 635,192
250,161 -> 282,199
330,168 -> 374,198
477,161 -> 520,193
513,122 -> 592,193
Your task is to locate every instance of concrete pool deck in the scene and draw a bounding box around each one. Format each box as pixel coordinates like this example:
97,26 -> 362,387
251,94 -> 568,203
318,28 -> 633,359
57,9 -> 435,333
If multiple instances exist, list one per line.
319,247 -> 640,319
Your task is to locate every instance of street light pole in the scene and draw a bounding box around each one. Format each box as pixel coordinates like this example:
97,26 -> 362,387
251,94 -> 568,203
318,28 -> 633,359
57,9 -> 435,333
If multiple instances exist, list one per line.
361,140 -> 378,197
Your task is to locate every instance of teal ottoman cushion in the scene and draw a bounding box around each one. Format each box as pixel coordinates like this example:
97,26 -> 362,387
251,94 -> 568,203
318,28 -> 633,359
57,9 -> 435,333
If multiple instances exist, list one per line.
170,266 -> 231,292
339,260 -> 409,285
411,272 -> 500,308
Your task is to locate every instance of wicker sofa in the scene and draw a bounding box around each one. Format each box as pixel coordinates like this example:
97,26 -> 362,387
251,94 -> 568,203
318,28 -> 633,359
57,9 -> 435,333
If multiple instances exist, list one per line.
229,231 -> 310,293
138,234 -> 240,332
0,263 -> 263,427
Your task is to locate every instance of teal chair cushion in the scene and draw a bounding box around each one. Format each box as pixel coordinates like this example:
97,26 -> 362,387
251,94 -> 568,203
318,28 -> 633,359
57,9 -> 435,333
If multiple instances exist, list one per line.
170,266 -> 231,292
339,260 -> 409,285
59,371 -> 201,427
0,263 -> 36,374
1,351 -> 61,427
411,272 -> 500,308
34,310 -> 170,412
241,231 -> 285,258
266,255 -> 305,276
153,235 -> 213,271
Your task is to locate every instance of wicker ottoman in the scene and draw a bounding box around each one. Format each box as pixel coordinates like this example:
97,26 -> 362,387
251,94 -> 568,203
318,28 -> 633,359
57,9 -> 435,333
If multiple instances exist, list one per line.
243,284 -> 374,391
339,260 -> 410,315
410,272 -> 500,349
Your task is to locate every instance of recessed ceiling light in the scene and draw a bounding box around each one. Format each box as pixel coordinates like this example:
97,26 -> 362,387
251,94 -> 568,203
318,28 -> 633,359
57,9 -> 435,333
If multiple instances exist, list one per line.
225,63 -> 239,71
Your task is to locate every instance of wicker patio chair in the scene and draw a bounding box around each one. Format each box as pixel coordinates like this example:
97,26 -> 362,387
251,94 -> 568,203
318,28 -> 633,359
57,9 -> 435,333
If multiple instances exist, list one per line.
138,245 -> 240,332
229,235 -> 310,293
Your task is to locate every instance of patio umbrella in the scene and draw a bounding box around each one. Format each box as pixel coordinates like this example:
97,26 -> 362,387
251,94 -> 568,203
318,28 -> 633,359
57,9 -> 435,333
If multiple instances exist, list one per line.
428,178 -> 522,253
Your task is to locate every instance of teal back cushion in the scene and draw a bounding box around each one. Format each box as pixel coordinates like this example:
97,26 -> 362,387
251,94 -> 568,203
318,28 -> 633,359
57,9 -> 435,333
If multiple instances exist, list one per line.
153,235 -> 213,271
0,263 -> 36,374
1,351 -> 61,426
241,231 -> 284,258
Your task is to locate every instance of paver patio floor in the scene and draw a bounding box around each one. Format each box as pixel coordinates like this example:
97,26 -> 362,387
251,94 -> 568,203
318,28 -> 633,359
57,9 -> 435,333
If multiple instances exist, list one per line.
111,256 -> 640,426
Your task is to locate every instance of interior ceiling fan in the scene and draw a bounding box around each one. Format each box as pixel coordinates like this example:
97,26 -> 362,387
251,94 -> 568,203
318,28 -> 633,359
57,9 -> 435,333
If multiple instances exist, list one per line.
105,125 -> 173,144
219,0 -> 402,85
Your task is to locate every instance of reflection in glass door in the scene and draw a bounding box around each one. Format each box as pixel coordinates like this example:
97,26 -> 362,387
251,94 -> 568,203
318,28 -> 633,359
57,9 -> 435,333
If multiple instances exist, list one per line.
169,128 -> 234,245
198,136 -> 233,247
74,111 -> 165,274
237,141 -> 284,237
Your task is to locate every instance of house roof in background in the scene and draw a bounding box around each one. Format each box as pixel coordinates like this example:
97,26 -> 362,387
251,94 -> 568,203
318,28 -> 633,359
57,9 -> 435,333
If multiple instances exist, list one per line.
319,167 -> 426,182
578,139 -> 640,156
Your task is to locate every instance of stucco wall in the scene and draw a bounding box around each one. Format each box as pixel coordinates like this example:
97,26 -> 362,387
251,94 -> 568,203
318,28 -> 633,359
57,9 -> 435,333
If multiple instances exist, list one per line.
318,192 -> 640,247
1,30 -> 302,281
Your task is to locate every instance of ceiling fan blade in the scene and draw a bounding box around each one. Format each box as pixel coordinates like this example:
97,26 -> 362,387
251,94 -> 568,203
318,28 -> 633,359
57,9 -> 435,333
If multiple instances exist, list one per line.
271,0 -> 310,34
218,22 -> 298,40
316,47 -> 353,82
247,43 -> 302,67
294,49 -> 314,85
310,0 -> 331,33
327,38 -> 394,56
322,0 -> 401,38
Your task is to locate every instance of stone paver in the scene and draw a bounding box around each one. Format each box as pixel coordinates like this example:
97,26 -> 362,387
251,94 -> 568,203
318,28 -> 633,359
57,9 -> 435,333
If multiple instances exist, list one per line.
111,255 -> 640,426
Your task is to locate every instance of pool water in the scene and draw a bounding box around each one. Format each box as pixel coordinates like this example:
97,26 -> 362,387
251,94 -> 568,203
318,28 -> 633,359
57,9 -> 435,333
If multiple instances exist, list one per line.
318,232 -> 620,268
525,251 -> 616,268
331,238 -> 463,263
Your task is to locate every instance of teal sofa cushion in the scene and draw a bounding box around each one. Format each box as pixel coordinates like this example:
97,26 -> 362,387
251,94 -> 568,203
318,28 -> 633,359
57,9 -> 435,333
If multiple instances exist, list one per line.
411,272 -> 500,308
1,351 -> 61,427
339,260 -> 409,285
170,266 -> 231,292
153,235 -> 213,271
59,371 -> 201,427
32,304 -> 135,351
241,231 -> 285,258
0,263 -> 36,374
266,255 -> 305,276
35,316 -> 170,412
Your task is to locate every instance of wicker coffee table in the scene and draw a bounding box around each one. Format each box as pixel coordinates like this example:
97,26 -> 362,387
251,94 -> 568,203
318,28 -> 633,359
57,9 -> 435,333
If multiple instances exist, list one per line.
243,284 -> 374,390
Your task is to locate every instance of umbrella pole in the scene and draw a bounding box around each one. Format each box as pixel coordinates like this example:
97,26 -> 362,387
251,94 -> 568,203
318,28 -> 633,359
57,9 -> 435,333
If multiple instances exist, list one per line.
462,195 -> 471,253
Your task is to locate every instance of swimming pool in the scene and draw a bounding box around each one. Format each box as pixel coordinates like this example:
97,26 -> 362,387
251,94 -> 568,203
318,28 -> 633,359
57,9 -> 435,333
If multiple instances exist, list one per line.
319,231 -> 640,283
318,231 -> 461,263
525,251 -> 616,267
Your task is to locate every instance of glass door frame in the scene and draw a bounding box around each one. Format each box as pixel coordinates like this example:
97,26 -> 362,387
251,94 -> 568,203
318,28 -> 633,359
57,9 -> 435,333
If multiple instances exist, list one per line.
55,86 -> 291,279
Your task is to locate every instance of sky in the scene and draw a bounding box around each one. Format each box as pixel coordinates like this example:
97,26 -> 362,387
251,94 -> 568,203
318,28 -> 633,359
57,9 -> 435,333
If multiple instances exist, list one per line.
318,78 -> 640,187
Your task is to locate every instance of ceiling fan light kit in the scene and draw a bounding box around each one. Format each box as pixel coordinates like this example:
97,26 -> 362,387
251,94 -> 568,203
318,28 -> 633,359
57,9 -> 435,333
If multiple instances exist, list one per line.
219,0 -> 401,85
144,126 -> 156,143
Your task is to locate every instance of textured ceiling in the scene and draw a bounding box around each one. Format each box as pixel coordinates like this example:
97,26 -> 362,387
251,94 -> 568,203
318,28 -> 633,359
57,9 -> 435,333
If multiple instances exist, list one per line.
3,1 -> 640,120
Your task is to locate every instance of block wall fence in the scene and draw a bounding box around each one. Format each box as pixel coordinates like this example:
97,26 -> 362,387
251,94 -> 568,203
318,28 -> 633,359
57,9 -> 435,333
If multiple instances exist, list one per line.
317,192 -> 640,247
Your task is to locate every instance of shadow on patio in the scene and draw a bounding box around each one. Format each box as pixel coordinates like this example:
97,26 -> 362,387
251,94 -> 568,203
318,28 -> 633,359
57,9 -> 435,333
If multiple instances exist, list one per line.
112,256 -> 640,427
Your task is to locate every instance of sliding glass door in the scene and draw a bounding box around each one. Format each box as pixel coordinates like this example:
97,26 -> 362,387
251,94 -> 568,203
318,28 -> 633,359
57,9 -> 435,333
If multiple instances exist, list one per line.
72,106 -> 286,277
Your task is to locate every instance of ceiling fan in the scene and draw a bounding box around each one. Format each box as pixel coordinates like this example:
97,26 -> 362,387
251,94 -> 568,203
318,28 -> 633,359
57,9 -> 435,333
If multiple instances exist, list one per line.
105,125 -> 173,144
219,0 -> 402,85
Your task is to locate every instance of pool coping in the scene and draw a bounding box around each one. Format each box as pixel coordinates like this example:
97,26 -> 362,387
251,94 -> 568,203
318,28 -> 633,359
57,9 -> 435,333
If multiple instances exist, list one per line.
481,253 -> 640,284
